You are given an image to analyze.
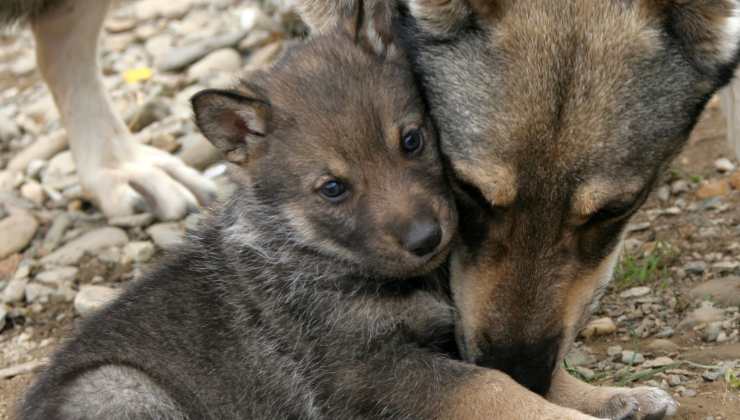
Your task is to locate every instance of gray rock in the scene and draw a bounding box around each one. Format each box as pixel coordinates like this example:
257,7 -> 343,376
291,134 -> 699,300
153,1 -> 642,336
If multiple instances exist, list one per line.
580,317 -> 617,338
178,133 -> 221,170
2,277 -> 27,303
565,347 -> 597,367
685,261 -> 707,275
11,55 -> 35,76
575,366 -> 595,381
671,180 -> 690,194
607,345 -> 623,357
7,132 -> 67,172
678,302 -> 725,330
621,350 -> 645,365
20,181 -> 45,206
25,283 -> 56,303
714,157 -> 736,173
656,186 -> 670,202
74,285 -> 122,317
35,267 -> 78,287
108,213 -> 155,228
43,151 -> 76,184
42,213 -> 72,253
157,29 -> 249,72
703,322 -> 722,342
646,339 -> 679,353
689,276 -> 740,307
42,227 -> 128,266
123,241 -> 156,264
187,48 -> 242,81
0,207 -> 39,259
619,286 -> 651,299
0,304 -> 7,331
0,113 -> 20,142
146,223 -> 184,249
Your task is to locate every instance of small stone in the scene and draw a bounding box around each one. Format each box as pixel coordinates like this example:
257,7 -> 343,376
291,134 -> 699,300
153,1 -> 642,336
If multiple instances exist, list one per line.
11,55 -> 35,76
122,241 -> 156,264
0,207 -> 39,259
619,286 -> 651,299
42,213 -> 72,253
97,247 -> 122,265
668,375 -> 683,386
7,132 -> 67,172
581,317 -> 617,338
690,276 -> 740,307
0,304 -> 7,330
35,267 -> 78,287
108,213 -> 155,228
685,261 -> 707,275
681,388 -> 697,398
146,223 -> 184,249
178,133 -> 221,170
0,113 -> 20,142
695,179 -> 731,199
42,227 -> 128,266
156,29 -> 248,72
150,133 -> 179,153
74,286 -> 122,317
20,181 -> 45,206
43,151 -> 76,185
575,366 -> 595,381
647,339 -> 679,353
642,356 -> 674,368
656,186 -> 670,202
702,370 -> 723,382
187,48 -> 242,81
238,30 -> 277,52
703,322 -> 722,342
717,331 -> 729,342
2,277 -> 28,303
678,302 -> 725,330
671,180 -> 690,194
607,345 -> 623,357
714,157 -> 736,173
25,283 -> 56,303
621,350 -> 645,365
626,222 -> 650,233
25,159 -> 46,179
565,347 -> 597,367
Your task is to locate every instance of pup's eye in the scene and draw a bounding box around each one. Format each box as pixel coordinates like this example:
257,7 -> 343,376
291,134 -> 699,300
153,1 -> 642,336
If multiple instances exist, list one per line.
319,179 -> 349,202
401,129 -> 424,156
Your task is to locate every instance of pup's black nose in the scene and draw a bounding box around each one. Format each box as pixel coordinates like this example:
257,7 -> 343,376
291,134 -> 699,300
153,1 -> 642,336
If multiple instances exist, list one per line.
403,219 -> 442,257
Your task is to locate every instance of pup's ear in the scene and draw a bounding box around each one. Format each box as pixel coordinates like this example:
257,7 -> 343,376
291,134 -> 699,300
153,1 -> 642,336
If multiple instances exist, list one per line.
191,89 -> 270,165
298,0 -> 396,55
642,0 -> 740,80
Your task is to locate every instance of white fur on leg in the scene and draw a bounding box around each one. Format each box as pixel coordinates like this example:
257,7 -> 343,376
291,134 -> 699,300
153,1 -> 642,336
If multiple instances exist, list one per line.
30,0 -> 216,220
719,1 -> 740,63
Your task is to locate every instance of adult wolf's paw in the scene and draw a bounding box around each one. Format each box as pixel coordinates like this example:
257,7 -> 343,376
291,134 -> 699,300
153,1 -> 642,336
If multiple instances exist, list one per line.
598,387 -> 678,420
78,143 -> 218,221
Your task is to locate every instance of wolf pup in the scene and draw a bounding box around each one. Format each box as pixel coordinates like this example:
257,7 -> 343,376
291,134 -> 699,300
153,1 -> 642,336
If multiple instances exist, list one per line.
18,2 -> 602,419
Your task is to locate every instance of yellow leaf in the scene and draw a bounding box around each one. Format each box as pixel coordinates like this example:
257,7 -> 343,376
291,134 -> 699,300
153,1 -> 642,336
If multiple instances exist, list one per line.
123,67 -> 154,84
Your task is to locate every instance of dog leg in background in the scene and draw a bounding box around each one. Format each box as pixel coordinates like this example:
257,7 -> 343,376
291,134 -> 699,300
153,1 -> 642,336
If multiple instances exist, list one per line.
548,366 -> 678,420
720,73 -> 740,160
30,0 -> 217,221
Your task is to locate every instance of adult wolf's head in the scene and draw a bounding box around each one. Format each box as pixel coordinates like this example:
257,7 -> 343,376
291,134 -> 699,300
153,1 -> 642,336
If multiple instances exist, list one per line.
395,0 -> 740,394
300,0 -> 740,395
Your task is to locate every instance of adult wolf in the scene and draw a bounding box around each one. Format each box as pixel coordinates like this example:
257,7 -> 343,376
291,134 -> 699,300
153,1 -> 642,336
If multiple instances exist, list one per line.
301,0 -> 740,418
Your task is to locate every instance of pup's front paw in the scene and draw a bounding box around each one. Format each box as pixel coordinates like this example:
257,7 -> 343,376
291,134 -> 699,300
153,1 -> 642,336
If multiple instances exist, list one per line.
598,387 -> 677,420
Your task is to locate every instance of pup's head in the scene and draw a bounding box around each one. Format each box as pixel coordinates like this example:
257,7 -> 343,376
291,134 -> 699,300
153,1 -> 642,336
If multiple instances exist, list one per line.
191,1 -> 456,279
388,0 -> 740,394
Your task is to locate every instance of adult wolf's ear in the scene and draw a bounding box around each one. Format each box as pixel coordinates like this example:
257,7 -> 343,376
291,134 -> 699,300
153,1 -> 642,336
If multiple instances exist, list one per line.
641,0 -> 740,81
191,89 -> 271,165
298,0 -> 396,55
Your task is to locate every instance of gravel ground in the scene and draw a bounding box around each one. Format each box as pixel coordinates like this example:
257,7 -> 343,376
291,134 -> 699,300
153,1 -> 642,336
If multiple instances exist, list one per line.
0,1 -> 738,419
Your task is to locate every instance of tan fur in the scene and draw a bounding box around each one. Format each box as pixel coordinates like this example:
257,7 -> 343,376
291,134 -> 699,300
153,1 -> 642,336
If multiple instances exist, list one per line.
453,160 -> 517,207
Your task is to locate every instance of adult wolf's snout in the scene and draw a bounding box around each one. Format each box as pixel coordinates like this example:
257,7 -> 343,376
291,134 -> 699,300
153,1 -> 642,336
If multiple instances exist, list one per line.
474,335 -> 561,396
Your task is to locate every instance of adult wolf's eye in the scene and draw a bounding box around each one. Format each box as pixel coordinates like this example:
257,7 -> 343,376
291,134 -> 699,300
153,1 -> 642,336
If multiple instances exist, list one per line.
401,129 -> 424,156
319,180 -> 348,202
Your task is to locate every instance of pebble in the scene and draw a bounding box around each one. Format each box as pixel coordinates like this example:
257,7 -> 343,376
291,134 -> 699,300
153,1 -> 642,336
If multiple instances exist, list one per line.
43,151 -> 76,184
0,113 -> 20,142
146,223 -> 184,249
35,267 -> 78,287
0,207 -> 39,259
42,227 -> 128,266
157,29 -> 249,72
108,213 -> 155,228
642,356 -> 674,368
690,276 -> 740,307
671,179 -> 690,194
619,286 -> 651,299
20,181 -> 45,206
678,302 -> 725,330
703,322 -> 722,342
243,41 -> 284,71
713,157 -> 736,173
74,286 -> 122,317
7,132 -> 67,172
565,347 -> 596,367
178,133 -> 221,170
42,213 -> 73,254
2,277 -> 27,303
685,261 -> 707,275
0,304 -> 7,331
647,339 -> 679,353
621,350 -> 645,365
187,48 -> 242,82
122,241 -> 156,264
581,317 -> 617,338
695,179 -> 731,199
575,366 -> 595,381
656,186 -> 670,202
607,345 -> 623,357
